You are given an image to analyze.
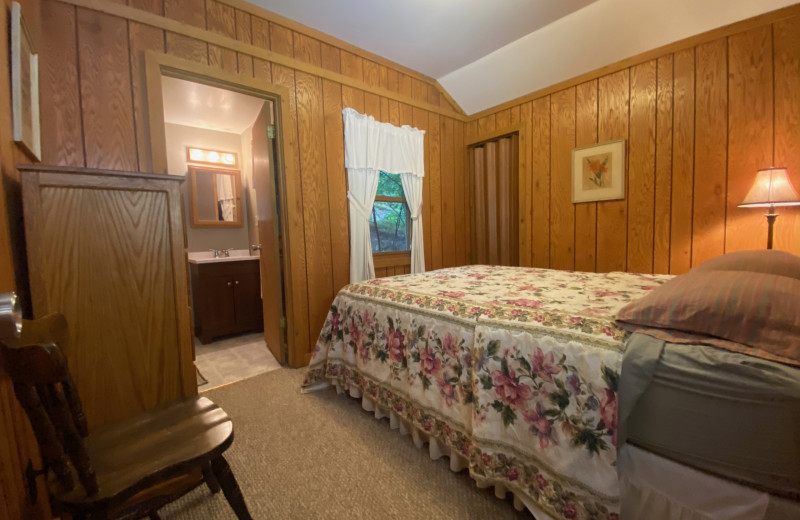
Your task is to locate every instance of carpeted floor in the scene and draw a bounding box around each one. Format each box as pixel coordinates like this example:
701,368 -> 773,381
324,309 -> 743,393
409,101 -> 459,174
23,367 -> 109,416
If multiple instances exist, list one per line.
162,368 -> 531,519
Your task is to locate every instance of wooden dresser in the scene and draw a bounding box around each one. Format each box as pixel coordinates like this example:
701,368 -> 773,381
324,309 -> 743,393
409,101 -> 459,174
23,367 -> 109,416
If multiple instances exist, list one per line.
21,166 -> 195,428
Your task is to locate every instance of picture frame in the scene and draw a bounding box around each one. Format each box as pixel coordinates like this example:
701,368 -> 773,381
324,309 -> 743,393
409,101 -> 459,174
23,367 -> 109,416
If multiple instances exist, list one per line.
571,139 -> 625,203
11,2 -> 41,161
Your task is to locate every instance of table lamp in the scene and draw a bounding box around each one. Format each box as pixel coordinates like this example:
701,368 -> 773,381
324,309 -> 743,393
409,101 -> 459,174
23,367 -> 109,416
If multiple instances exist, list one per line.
738,167 -> 800,249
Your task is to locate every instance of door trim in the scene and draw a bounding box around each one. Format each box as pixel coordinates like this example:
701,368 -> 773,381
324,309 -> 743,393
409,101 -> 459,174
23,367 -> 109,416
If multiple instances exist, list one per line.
145,51 -> 298,366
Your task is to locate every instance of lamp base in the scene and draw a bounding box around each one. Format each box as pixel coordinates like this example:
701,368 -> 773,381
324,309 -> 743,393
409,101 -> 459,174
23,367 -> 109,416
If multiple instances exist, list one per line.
765,207 -> 777,250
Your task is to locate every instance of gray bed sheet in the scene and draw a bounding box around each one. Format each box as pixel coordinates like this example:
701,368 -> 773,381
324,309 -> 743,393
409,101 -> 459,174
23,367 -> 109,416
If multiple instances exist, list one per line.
619,332 -> 800,500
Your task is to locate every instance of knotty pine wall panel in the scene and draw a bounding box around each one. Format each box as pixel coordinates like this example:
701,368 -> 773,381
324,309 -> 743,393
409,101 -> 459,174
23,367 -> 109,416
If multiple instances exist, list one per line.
39,0 -> 468,365
473,9 -> 800,274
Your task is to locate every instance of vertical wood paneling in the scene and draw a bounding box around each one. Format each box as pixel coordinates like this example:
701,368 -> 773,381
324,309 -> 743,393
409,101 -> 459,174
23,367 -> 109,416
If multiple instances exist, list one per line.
596,70 -> 630,272
549,88 -> 576,270
726,27 -> 773,252
574,80 -> 598,272
296,71 -> 334,343
441,118 -> 456,267
164,0 -> 207,63
627,61 -> 657,273
774,17 -> 800,251
692,39 -> 728,265
364,92 -> 380,119
77,8 -> 138,171
363,60 -> 380,87
531,97 -> 551,268
429,113 -> 443,270
518,102 -> 532,267
653,55 -> 674,274
477,114 -> 496,137
340,50 -> 363,81
129,20 -> 165,172
670,49 -> 695,274
322,76 -> 349,292
206,0 -> 237,72
453,120 -> 466,265
269,22 -> 293,57
40,0 -> 84,166
495,108 -> 511,129
251,17 -> 271,81
235,10 -> 254,77
293,32 -> 321,66
399,73 -> 413,98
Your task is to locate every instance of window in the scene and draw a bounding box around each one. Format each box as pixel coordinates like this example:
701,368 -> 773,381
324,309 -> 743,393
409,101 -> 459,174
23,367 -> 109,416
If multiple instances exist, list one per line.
370,171 -> 410,253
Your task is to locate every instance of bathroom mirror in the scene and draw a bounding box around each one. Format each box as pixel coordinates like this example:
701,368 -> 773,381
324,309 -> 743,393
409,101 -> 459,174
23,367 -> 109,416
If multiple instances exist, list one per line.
188,165 -> 243,227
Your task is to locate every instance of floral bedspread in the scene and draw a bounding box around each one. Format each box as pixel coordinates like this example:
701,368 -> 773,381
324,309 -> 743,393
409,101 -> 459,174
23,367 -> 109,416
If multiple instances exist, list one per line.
304,265 -> 670,519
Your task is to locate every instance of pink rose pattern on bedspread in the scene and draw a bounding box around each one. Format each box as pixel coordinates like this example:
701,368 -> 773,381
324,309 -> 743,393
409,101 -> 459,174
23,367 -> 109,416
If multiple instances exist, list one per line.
304,265 -> 670,520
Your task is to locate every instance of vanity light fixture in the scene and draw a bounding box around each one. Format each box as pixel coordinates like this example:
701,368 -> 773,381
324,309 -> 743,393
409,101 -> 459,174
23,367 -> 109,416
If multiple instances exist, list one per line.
186,147 -> 238,168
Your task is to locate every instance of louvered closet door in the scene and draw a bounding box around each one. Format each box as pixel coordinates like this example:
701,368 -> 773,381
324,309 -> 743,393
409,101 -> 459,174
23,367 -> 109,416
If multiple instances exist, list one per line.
470,134 -> 519,266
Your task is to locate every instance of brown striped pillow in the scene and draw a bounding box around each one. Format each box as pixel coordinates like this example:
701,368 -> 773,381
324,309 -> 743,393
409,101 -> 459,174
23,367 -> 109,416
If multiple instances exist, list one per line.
616,271 -> 800,367
692,250 -> 800,279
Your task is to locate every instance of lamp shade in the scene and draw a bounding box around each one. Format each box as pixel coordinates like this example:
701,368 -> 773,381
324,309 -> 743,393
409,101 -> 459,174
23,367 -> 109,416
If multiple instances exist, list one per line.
738,167 -> 800,208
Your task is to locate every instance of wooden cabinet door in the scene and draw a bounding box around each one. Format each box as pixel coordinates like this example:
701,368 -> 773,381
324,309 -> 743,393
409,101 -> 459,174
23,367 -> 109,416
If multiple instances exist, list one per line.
233,272 -> 263,331
205,276 -> 237,336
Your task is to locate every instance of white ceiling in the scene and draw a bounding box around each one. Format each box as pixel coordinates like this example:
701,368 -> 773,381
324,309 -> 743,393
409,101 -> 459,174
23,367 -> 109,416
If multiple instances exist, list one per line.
255,0 -> 797,115
253,0 -> 598,78
161,76 -> 265,134
441,0 -> 799,114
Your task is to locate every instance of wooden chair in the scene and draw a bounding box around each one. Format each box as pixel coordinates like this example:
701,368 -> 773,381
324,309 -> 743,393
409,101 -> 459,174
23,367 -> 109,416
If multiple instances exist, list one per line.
0,313 -> 253,520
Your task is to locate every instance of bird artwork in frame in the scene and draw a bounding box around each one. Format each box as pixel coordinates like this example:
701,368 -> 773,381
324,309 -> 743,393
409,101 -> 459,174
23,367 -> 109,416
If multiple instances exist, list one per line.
571,139 -> 625,203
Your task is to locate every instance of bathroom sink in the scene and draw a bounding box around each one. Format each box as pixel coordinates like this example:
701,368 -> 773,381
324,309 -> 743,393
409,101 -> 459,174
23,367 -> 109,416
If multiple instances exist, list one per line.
187,249 -> 259,264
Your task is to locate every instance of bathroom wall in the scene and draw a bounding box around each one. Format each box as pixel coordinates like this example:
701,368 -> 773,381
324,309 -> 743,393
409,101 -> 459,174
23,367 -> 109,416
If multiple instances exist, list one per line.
164,123 -> 251,252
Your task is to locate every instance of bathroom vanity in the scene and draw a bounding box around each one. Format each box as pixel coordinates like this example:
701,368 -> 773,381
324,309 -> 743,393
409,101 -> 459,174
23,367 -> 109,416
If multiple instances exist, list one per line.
189,251 -> 263,344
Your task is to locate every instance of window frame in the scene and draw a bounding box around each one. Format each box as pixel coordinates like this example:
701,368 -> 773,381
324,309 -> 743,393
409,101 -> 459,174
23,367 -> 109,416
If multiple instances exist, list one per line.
371,179 -> 412,255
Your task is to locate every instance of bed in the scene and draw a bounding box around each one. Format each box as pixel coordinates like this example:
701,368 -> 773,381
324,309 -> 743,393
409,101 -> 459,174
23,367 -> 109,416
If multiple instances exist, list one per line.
303,265 -> 672,519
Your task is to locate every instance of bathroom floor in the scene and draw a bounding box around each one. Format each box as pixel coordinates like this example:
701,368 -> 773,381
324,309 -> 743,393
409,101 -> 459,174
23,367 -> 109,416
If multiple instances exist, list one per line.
194,333 -> 282,391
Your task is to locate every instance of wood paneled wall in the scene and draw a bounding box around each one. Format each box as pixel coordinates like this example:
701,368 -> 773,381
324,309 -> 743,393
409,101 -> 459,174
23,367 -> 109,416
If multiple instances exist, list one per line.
0,0 -> 50,517
38,0 -> 471,367
468,11 -> 800,274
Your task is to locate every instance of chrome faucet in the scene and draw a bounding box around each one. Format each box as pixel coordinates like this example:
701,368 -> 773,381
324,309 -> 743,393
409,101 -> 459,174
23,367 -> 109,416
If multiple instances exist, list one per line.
208,248 -> 232,258
221,248 -> 231,257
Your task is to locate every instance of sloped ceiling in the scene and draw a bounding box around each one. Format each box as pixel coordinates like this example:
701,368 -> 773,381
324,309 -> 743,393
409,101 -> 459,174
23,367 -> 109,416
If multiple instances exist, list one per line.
256,0 -> 798,115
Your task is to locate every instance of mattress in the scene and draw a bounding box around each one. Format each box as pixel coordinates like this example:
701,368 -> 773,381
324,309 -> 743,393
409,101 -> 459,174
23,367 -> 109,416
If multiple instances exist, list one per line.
303,265 -> 671,519
619,333 -> 800,500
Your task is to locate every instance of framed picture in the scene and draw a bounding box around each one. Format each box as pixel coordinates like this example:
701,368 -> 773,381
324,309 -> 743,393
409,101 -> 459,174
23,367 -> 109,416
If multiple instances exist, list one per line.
11,2 -> 41,161
571,139 -> 625,203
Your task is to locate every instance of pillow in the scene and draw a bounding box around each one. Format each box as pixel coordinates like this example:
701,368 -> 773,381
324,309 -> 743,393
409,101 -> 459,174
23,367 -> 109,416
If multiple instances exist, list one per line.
691,249 -> 800,279
616,270 -> 800,366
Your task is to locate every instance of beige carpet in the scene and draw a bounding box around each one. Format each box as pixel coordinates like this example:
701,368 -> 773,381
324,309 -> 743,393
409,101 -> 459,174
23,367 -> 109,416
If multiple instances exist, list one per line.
162,368 -> 531,519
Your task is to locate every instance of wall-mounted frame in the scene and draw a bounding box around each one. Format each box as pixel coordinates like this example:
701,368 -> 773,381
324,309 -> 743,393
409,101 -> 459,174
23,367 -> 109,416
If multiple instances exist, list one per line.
188,165 -> 243,228
10,2 -> 41,161
572,139 -> 626,203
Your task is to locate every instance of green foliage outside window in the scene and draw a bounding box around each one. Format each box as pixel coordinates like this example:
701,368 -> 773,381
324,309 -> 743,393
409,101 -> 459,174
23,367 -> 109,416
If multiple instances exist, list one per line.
370,171 -> 409,252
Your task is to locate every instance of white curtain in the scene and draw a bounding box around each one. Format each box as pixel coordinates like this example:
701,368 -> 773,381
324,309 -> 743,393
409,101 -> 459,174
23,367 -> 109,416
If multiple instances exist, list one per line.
400,173 -> 425,274
343,108 -> 426,282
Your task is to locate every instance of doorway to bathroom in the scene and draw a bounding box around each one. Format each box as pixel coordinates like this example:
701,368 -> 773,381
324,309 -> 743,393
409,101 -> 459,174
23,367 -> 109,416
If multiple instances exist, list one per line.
146,54 -> 291,391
